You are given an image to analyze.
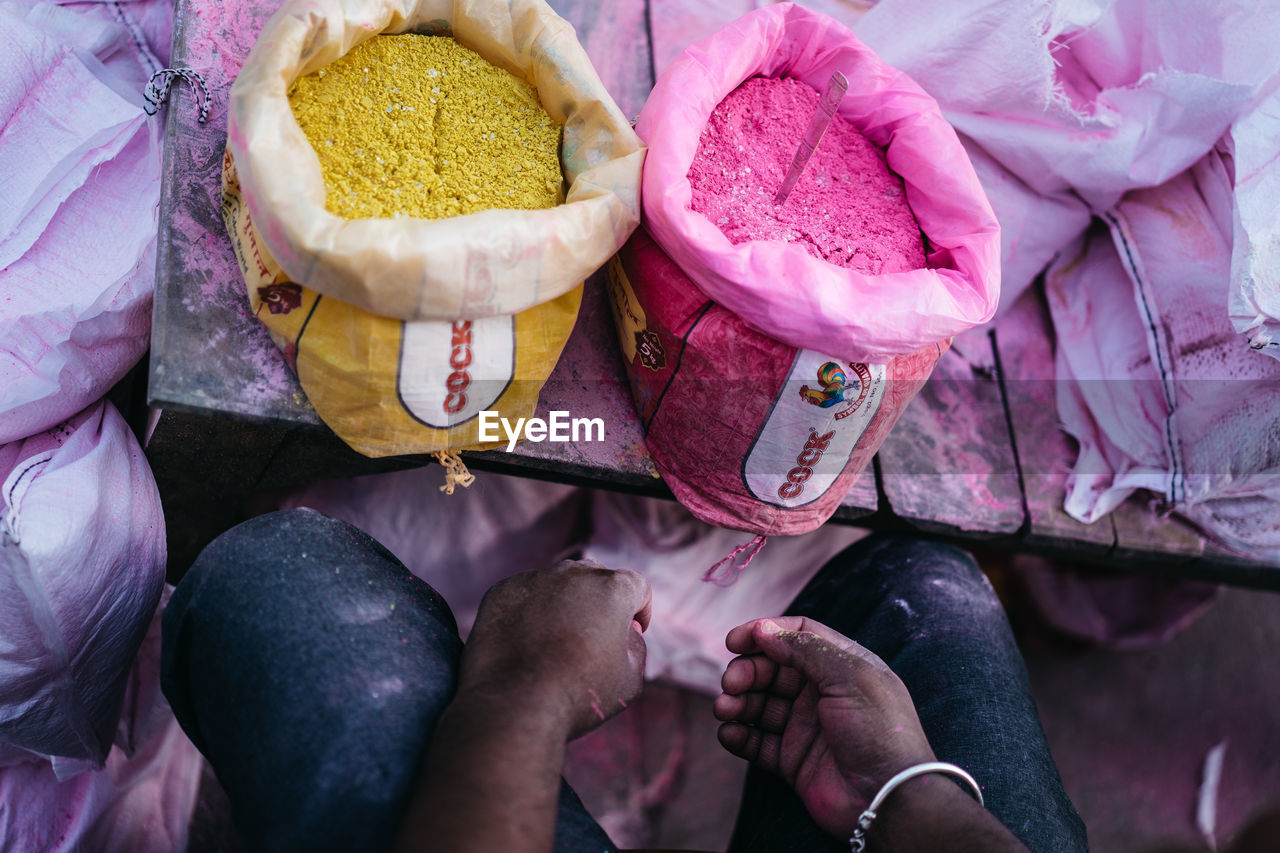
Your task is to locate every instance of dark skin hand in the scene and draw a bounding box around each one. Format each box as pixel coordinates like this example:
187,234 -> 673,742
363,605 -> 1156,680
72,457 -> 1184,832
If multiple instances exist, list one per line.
394,574 -> 1027,852
394,560 -> 651,853
715,617 -> 1030,852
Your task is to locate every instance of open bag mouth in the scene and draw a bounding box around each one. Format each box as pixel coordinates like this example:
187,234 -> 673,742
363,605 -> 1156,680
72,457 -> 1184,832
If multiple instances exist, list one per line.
225,0 -> 644,323
635,2 -> 1001,363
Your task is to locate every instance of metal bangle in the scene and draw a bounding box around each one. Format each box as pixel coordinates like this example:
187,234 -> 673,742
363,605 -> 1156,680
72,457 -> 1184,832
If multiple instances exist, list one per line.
848,761 -> 985,852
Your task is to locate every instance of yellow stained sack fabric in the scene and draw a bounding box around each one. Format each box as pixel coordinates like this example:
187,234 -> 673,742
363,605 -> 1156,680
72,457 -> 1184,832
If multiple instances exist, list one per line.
223,151 -> 581,456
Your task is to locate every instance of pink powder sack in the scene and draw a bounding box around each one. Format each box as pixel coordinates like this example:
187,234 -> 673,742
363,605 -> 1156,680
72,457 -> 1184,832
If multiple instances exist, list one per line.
611,229 -> 942,536
607,3 -> 993,537
688,75 -> 926,275
637,2 -> 999,365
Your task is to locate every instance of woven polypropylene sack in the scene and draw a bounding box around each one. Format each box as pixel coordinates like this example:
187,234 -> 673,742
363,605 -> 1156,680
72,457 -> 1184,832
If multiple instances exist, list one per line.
612,230 -> 942,536
224,0 -> 644,455
608,4 -> 996,535
0,401 -> 165,769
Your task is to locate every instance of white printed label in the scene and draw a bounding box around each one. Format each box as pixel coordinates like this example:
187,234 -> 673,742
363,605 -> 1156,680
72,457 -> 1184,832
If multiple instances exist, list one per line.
742,351 -> 886,508
398,316 -> 515,428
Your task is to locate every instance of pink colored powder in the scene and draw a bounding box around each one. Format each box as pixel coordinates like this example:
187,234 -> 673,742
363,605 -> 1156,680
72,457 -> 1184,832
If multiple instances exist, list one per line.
688,76 -> 926,275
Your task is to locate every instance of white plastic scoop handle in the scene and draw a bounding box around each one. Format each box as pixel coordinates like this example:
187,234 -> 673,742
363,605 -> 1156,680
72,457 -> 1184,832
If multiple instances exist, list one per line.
773,71 -> 849,205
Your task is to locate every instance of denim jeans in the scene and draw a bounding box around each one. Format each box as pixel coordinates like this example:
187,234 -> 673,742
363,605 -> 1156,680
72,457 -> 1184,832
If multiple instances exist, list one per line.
726,535 -> 1088,853
162,509 -> 1085,852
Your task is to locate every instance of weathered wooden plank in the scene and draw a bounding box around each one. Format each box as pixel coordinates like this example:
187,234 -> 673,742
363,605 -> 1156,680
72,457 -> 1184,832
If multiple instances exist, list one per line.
149,0 -> 308,424
839,470 -> 879,516
1184,539 -> 1280,590
257,424 -> 669,495
994,286 -> 1117,555
878,336 -> 1024,537
1107,494 -> 1207,567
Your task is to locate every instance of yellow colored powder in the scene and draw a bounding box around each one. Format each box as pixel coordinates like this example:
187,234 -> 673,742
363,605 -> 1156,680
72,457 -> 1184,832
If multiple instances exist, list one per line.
288,34 -> 564,220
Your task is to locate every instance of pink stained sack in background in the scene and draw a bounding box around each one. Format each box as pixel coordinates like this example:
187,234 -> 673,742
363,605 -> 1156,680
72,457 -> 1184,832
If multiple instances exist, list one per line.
582,490 -> 865,693
0,589 -> 204,853
0,400 -> 167,772
610,3 -> 998,538
1047,153 -> 1280,561
0,1 -> 169,444
848,0 -> 1280,323
636,2 -> 1000,365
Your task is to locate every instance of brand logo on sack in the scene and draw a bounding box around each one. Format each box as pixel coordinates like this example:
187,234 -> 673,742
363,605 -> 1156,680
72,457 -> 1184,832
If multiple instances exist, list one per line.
635,329 -> 666,371
742,351 -> 887,509
777,429 -> 835,500
444,320 -> 474,414
398,316 -> 515,429
799,362 -> 873,417
256,282 -> 303,315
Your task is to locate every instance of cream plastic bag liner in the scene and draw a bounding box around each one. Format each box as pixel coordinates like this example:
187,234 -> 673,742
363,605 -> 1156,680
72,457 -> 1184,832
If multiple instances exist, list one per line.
227,0 -> 644,321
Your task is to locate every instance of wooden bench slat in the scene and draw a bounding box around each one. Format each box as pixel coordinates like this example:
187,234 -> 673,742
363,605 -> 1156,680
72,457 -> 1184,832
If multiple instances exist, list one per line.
993,288 -> 1116,554
149,0 -> 309,425
878,335 -> 1025,537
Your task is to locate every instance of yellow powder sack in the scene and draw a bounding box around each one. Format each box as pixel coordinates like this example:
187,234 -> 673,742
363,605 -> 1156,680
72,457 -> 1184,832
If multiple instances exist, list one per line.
288,34 -> 564,220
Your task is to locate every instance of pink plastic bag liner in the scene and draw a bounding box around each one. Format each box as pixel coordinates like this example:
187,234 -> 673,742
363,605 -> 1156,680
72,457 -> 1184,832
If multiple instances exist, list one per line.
613,229 -> 942,536
635,2 -> 1000,365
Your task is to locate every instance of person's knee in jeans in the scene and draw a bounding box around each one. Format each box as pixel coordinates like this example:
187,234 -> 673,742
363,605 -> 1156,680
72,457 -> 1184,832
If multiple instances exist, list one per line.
162,509 -> 464,851
789,533 -> 1007,651
164,516 -> 1075,852
161,509 -> 631,853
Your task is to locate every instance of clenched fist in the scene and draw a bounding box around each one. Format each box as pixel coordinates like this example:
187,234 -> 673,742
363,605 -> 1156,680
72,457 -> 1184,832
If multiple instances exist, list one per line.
459,560 -> 652,739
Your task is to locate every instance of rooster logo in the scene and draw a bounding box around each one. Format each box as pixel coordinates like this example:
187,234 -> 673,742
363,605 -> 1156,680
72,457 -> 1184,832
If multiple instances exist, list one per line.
800,362 -> 850,408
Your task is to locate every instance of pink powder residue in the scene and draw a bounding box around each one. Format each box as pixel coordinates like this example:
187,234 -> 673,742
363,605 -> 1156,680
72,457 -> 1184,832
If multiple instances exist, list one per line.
688,76 -> 926,275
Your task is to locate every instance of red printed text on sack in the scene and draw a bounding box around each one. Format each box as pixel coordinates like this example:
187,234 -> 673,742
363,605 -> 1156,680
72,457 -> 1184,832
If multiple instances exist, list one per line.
777,429 -> 834,500
443,320 -> 473,414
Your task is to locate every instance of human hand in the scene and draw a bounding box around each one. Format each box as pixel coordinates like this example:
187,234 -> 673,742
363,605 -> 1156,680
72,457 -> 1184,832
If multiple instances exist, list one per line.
714,617 -> 935,837
459,560 -> 652,739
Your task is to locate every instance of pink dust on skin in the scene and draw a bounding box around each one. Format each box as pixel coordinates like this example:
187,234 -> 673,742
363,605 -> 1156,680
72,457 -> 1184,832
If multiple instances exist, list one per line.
588,688 -> 606,721
688,76 -> 927,275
